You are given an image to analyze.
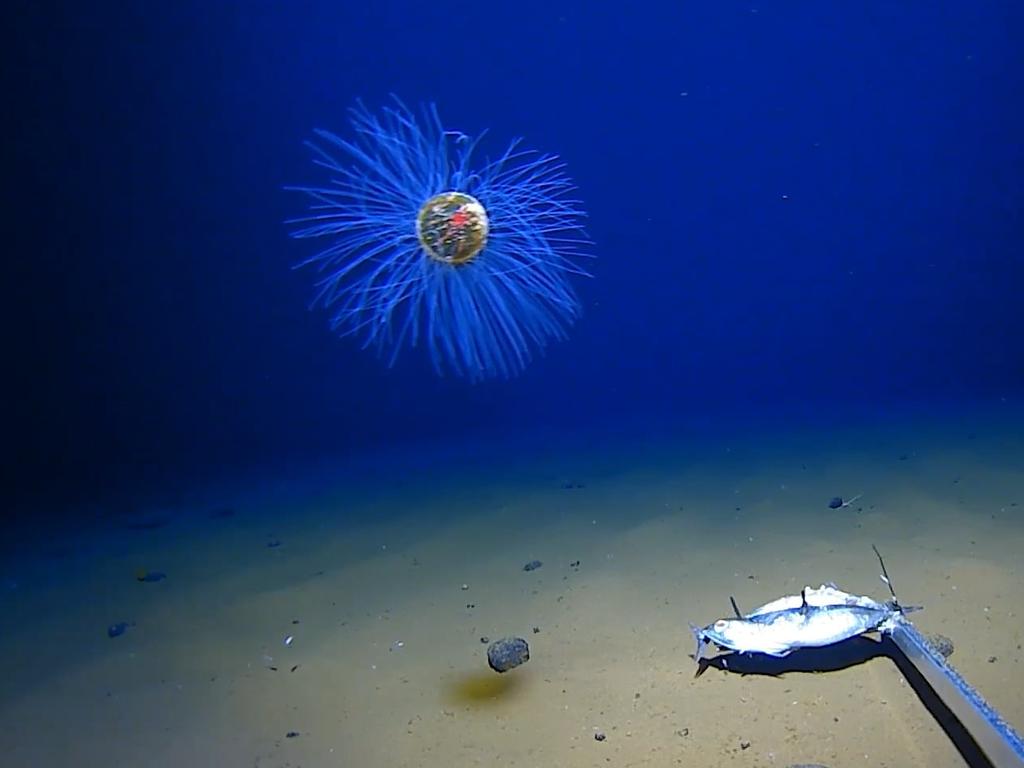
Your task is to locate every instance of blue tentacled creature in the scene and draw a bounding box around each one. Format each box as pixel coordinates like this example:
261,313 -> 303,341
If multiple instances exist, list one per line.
286,99 -> 591,381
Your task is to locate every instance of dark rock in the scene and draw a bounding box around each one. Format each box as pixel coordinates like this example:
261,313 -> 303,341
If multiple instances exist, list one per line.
523,560 -> 542,571
107,621 -> 131,638
285,731 -> 299,738
594,731 -> 606,741
487,636 -> 530,673
924,632 -> 955,659
827,497 -> 844,509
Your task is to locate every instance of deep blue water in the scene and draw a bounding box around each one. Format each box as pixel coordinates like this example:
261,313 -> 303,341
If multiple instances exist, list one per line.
8,1 -> 1023,513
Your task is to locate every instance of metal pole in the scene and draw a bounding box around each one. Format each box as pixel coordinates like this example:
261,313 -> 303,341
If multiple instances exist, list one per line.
889,619 -> 1024,768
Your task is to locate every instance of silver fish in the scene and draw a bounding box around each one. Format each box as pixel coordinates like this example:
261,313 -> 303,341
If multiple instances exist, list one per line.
692,591 -> 899,663
692,548 -> 911,665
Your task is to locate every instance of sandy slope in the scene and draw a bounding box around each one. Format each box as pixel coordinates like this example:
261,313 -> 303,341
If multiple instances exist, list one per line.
1,414 -> 1021,767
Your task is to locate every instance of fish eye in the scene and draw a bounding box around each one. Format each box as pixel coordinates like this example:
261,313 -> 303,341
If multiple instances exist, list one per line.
713,620 -> 729,632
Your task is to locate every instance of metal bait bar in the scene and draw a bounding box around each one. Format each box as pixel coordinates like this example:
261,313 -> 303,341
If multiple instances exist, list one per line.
890,619 -> 1024,768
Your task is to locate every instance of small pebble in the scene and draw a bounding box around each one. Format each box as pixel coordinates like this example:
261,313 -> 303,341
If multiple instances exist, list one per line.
523,560 -> 543,572
924,632 -> 955,659
487,637 -> 530,673
479,636 -> 489,644
285,731 -> 299,738
740,740 -> 751,750
827,497 -> 843,510
284,635 -> 294,646
594,731 -> 606,742
107,621 -> 131,638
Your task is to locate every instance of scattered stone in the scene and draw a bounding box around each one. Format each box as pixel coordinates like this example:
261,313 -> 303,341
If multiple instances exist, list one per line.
988,656 -> 998,663
570,560 -> 581,569
487,637 -> 530,673
740,740 -> 751,750
461,583 -> 469,590
523,560 -> 543,572
107,621 -> 132,638
285,731 -> 299,738
594,731 -> 606,742
675,728 -> 689,737
924,632 -> 955,659
135,570 -> 166,582
532,626 -> 540,634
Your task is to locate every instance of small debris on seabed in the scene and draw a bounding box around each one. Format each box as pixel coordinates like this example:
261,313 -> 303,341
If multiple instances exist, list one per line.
285,731 -> 300,738
740,740 -> 751,750
924,633 -> 955,659
523,560 -> 543,571
594,731 -> 606,742
827,494 -> 862,510
479,636 -> 489,644
487,637 -> 530,673
107,621 -> 133,638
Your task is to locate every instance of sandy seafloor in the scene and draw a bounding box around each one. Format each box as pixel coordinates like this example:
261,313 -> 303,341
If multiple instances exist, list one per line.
2,407 -> 1022,768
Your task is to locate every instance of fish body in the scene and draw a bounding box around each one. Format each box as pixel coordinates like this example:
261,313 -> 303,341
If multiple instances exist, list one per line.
692,584 -> 904,663
695,602 -> 895,660
747,583 -> 889,616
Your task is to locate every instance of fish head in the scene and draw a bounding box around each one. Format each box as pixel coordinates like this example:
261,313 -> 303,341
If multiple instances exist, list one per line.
697,618 -> 746,651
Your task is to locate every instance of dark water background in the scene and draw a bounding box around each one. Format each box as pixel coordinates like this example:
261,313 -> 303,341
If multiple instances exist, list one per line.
7,1 -> 1023,515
